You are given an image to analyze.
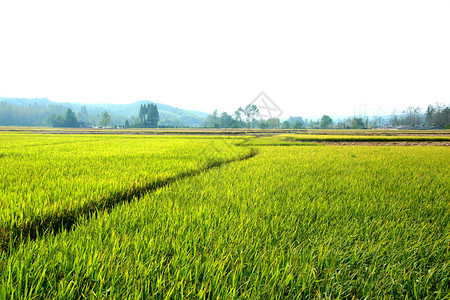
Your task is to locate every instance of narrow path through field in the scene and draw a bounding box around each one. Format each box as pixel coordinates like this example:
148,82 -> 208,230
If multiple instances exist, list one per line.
1,149 -> 258,253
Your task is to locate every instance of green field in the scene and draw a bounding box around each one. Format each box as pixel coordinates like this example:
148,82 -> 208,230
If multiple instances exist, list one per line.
0,132 -> 449,298
243,134 -> 450,146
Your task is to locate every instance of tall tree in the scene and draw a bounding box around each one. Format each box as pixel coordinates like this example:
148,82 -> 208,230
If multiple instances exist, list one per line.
205,110 -> 220,128
244,104 -> 259,128
47,114 -> 65,127
350,116 -> 366,129
77,106 -> 89,122
100,111 -> 111,128
292,120 -> 303,129
320,115 -> 333,129
234,107 -> 244,123
401,106 -> 423,125
212,109 -> 219,128
139,104 -> 148,127
282,120 -> 291,129
64,108 -> 78,127
148,104 -> 160,128
425,103 -> 449,127
267,118 -> 281,129
390,110 -> 400,126
219,112 -> 235,128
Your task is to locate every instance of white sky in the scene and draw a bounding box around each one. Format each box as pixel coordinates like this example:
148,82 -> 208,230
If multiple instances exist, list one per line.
1,0 -> 449,118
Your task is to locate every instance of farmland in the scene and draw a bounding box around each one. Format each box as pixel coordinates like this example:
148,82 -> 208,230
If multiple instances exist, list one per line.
0,131 -> 449,298
0,133 -> 252,250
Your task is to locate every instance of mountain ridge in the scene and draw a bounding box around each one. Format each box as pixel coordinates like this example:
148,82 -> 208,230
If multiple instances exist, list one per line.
0,97 -> 208,127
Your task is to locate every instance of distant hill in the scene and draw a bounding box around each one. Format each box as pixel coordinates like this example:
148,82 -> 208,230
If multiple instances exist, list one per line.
0,97 -> 53,106
0,97 -> 208,127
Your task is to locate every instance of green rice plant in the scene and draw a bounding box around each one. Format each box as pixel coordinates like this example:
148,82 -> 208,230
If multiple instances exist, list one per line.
1,144 -> 448,298
243,134 -> 450,145
281,134 -> 450,142
0,133 -> 253,250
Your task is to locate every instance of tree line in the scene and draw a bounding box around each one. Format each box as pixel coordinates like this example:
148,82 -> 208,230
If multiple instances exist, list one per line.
0,101 -> 66,126
0,101 -> 162,128
204,104 -> 260,128
1,99 -> 448,129
45,104 -> 160,128
46,108 -> 113,128
205,103 -> 449,129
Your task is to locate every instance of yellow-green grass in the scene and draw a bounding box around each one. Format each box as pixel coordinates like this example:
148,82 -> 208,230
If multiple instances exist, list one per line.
296,129 -> 450,136
1,145 -> 449,298
244,134 -> 450,145
283,134 -> 450,141
0,133 -> 253,249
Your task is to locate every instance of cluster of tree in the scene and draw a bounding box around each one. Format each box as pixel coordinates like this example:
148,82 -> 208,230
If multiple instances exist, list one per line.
388,104 -> 449,127
0,101 -> 66,126
296,103 -> 449,129
47,109 -> 79,127
425,104 -> 449,127
390,107 -> 423,126
334,116 -> 369,129
204,104 -> 303,129
281,117 -> 305,129
0,100 -> 168,128
205,104 -> 357,130
47,108 -> 112,128
204,107 -> 375,130
204,104 -> 260,128
137,103 -> 159,128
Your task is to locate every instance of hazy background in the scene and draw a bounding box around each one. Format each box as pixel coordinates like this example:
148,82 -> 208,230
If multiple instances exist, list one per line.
1,0 -> 449,118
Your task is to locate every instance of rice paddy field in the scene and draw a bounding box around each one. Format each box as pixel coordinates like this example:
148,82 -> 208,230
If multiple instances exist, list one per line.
0,130 -> 449,299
